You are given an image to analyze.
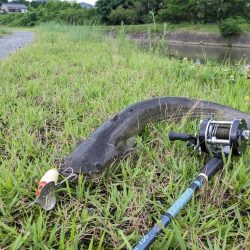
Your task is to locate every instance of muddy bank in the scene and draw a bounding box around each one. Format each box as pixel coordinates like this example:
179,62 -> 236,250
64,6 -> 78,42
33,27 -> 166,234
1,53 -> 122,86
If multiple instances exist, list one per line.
166,31 -> 250,48
109,31 -> 250,48
0,31 -> 34,59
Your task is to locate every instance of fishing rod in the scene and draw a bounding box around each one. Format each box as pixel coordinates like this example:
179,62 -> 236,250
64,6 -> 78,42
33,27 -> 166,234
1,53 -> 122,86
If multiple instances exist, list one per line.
134,118 -> 249,250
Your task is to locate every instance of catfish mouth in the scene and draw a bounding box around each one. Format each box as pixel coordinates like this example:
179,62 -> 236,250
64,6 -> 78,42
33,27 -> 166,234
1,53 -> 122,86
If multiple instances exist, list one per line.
60,170 -> 101,182
59,139 -> 118,181
60,165 -> 102,182
59,167 -> 79,182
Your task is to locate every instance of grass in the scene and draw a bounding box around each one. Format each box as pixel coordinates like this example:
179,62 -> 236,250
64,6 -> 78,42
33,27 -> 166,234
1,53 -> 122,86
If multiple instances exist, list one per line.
0,23 -> 249,249
106,23 -> 220,34
0,26 -> 11,37
105,22 -> 250,34
240,23 -> 250,33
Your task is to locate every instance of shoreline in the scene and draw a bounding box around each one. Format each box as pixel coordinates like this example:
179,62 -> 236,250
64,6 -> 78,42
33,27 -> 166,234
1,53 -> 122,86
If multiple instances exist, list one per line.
109,30 -> 250,48
166,31 -> 250,48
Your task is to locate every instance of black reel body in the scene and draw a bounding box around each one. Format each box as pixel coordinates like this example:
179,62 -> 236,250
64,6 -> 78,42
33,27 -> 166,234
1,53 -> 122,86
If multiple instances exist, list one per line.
169,118 -> 249,156
198,119 -> 248,156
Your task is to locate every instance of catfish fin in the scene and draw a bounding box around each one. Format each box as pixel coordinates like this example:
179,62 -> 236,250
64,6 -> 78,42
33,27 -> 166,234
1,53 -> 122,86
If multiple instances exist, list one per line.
122,137 -> 136,157
122,147 -> 136,158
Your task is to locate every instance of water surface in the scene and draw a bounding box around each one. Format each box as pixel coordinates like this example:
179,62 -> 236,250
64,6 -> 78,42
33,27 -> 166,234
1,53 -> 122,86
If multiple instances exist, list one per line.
167,43 -> 250,65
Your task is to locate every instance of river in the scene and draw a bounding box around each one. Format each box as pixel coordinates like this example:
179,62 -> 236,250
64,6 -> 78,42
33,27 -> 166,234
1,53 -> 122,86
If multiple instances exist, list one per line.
166,43 -> 250,65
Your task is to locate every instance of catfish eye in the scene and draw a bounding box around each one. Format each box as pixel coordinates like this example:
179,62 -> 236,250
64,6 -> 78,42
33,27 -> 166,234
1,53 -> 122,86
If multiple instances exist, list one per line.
95,162 -> 101,168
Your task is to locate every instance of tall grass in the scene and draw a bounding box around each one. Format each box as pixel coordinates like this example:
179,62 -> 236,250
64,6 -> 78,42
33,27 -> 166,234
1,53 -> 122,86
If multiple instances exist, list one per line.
106,22 -> 250,35
0,24 -> 249,249
40,23 -> 103,42
0,27 -> 11,37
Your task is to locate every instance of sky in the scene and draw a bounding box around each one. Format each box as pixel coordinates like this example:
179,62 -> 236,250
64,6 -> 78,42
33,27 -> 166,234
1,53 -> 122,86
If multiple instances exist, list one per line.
81,0 -> 96,4
24,0 -> 97,4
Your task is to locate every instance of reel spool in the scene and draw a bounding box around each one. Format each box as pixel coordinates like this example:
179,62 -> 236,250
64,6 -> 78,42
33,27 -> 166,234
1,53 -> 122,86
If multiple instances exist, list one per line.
169,118 -> 249,156
198,119 -> 248,156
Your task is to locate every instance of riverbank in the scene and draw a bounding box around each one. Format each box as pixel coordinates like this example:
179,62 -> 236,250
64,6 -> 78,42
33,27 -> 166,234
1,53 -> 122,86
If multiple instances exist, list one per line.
129,31 -> 250,48
107,23 -> 250,34
108,31 -> 250,48
107,23 -> 250,48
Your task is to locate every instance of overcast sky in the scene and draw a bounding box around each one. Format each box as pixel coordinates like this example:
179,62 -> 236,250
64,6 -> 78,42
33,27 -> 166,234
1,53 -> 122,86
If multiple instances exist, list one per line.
81,0 -> 96,5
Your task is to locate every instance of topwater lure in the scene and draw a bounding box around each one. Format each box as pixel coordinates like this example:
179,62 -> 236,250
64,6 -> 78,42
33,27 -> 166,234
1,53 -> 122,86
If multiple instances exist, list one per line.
34,168 -> 77,211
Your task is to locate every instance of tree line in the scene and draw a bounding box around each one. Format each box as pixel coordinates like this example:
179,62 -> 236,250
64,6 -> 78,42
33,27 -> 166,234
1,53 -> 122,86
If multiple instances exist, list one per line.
96,0 -> 250,25
0,1 -> 96,26
0,0 -> 249,27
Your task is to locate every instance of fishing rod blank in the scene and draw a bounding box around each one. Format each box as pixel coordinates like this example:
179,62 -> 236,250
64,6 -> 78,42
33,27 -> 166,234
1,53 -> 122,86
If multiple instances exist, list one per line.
134,118 -> 249,250
134,156 -> 223,250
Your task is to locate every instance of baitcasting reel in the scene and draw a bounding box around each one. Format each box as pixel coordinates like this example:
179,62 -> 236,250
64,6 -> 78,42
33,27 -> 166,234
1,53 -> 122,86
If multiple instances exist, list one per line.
169,118 -> 249,156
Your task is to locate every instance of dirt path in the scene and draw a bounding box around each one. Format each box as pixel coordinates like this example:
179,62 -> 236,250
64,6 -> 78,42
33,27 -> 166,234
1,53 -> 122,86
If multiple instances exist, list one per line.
0,30 -> 34,59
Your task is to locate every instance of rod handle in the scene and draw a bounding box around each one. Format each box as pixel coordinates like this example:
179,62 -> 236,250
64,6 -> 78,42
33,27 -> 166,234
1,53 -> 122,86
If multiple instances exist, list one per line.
169,131 -> 191,142
200,156 -> 224,179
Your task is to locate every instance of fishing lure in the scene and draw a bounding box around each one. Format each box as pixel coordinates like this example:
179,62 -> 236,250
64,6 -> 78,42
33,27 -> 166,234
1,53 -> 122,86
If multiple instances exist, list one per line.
35,168 -> 77,211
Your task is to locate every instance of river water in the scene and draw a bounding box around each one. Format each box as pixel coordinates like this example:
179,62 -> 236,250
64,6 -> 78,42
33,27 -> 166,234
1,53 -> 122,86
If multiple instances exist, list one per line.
167,43 -> 250,65
132,38 -> 250,65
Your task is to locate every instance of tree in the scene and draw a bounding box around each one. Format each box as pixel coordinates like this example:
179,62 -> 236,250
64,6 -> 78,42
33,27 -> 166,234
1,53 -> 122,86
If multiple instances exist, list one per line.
219,17 -> 242,36
2,0 -> 248,26
133,0 -> 164,23
96,0 -> 164,24
158,0 -> 190,23
96,0 -> 123,22
109,5 -> 137,24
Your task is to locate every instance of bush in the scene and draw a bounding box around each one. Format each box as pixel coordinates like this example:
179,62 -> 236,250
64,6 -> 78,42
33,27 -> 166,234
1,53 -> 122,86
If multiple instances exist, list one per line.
108,6 -> 137,25
157,4 -> 190,23
232,16 -> 247,24
0,12 -> 37,26
219,18 -> 242,37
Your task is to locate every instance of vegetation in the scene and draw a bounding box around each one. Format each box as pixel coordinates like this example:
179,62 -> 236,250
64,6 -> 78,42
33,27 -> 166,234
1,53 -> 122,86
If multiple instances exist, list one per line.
96,0 -> 250,25
0,24 -> 249,249
0,1 -> 97,26
105,22 -> 250,36
0,0 -> 249,30
105,23 -> 222,34
0,27 -> 10,36
219,18 -> 242,37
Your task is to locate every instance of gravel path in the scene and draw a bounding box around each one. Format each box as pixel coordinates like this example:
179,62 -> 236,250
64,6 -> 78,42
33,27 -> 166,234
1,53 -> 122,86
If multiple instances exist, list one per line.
0,31 -> 34,59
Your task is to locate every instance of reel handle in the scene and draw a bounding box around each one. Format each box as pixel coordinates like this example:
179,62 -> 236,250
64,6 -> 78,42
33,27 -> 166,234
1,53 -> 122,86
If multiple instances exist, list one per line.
169,131 -> 191,142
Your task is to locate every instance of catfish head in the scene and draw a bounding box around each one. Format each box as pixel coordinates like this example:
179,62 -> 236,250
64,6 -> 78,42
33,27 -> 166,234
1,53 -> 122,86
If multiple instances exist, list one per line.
60,138 -> 118,179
